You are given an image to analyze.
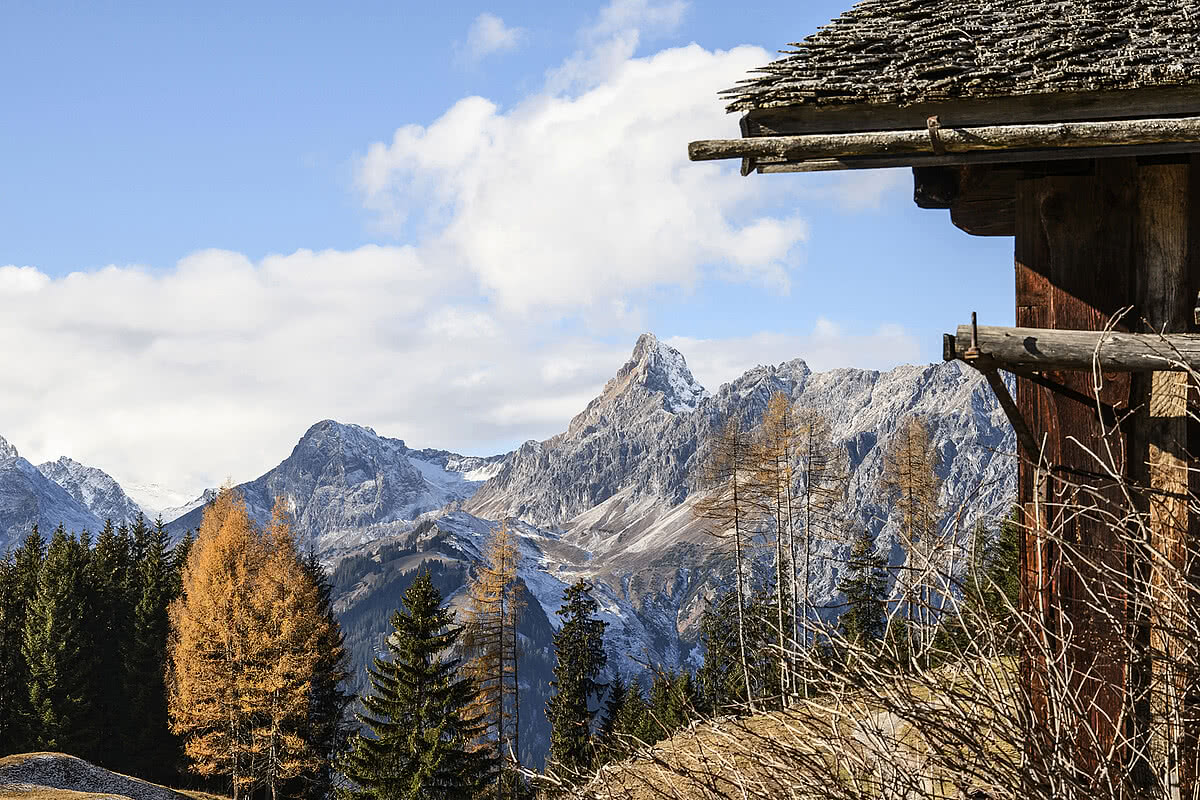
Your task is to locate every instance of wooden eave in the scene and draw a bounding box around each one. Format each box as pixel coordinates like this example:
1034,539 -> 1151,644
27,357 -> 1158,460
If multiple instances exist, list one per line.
688,86 -> 1200,237
738,85 -> 1200,137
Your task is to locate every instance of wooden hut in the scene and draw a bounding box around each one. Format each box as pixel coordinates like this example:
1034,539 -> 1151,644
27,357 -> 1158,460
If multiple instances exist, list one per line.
690,1 -> 1200,793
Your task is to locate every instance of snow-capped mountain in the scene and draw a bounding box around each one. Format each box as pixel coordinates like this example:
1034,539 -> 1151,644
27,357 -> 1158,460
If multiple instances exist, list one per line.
37,457 -> 145,526
0,437 -> 105,553
165,420 -> 508,550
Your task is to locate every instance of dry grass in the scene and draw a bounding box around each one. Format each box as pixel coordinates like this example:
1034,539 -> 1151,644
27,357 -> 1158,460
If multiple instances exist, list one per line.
576,657 -> 1025,800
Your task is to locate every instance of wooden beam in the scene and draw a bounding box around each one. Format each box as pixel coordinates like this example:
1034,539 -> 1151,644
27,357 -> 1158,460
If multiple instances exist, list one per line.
690,116 -> 1200,165
949,166 -> 1018,237
949,324 -> 1200,372
742,85 -> 1200,137
1133,161 -> 1195,792
751,142 -> 1200,173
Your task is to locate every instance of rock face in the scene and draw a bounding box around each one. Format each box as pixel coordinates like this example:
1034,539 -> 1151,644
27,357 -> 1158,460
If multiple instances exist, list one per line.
38,456 -> 145,526
447,337 -> 1015,667
467,333 -> 711,524
166,420 -> 507,552
0,436 -> 104,554
467,334 -> 1014,559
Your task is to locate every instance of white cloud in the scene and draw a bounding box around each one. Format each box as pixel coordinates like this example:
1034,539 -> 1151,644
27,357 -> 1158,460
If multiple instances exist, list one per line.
463,13 -> 524,62
359,8 -> 806,316
587,0 -> 687,40
0,250 -> 630,496
666,320 -> 923,390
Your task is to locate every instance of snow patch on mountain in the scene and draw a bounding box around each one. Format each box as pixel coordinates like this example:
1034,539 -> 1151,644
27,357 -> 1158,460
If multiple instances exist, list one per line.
37,457 -> 144,526
0,435 -> 18,464
0,436 -> 103,553
122,482 -> 201,522
405,510 -> 682,678
634,333 -> 709,413
165,420 -> 508,548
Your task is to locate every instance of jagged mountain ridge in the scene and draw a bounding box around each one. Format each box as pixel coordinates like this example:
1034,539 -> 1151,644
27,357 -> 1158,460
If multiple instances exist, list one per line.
0,437 -> 107,553
37,457 -> 144,527
165,420 -> 507,551
466,334 -> 1014,553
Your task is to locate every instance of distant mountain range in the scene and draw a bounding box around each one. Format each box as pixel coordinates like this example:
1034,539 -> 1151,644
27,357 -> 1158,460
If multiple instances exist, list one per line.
0,333 -> 1017,768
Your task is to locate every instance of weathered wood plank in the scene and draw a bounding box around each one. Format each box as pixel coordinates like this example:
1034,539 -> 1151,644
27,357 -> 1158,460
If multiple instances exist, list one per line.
743,85 -> 1200,137
1013,162 -> 1137,777
949,166 -> 1018,237
690,116 -> 1200,164
750,142 -> 1200,173
1135,161 -> 1194,793
950,324 -> 1200,372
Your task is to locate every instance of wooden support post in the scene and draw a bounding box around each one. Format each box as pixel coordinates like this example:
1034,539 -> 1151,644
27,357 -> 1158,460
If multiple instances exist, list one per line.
1134,160 -> 1197,793
1015,159 -> 1137,788
1013,156 -> 1200,793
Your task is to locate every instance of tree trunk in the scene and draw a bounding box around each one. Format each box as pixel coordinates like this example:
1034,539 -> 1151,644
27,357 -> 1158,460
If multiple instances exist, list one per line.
733,473 -> 754,713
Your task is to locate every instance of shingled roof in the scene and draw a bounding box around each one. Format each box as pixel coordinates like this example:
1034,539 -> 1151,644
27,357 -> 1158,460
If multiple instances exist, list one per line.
726,0 -> 1200,112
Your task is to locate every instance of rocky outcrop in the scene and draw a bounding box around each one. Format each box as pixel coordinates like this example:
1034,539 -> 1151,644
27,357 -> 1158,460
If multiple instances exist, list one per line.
37,456 -> 144,526
0,436 -> 103,554
166,420 -> 506,551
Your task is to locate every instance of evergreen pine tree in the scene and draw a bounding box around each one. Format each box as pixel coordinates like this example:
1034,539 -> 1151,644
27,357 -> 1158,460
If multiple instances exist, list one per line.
171,530 -> 195,597
298,549 -> 352,800
0,528 -> 43,755
545,580 -> 608,784
947,510 -> 1021,655
646,672 -> 678,742
24,525 -> 97,758
966,511 -> 1021,621
86,519 -> 133,768
127,517 -> 177,779
598,675 -> 625,742
838,528 -> 890,654
341,570 -> 490,800
696,590 -> 748,713
622,677 -> 656,749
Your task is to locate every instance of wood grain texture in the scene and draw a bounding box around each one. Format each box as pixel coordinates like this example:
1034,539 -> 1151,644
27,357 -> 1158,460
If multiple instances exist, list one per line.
950,325 -> 1200,372
742,86 -> 1200,136
1015,161 -> 1137,776
690,116 -> 1200,164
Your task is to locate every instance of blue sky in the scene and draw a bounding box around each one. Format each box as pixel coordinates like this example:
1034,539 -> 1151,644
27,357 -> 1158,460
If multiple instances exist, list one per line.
0,0 -> 1014,498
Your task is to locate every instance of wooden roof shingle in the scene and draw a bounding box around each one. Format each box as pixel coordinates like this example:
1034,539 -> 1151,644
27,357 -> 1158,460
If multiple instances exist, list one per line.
727,0 -> 1200,112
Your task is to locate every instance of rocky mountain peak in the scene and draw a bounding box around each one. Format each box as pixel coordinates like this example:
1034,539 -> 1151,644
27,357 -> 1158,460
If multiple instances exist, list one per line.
0,434 -> 17,464
606,333 -> 709,414
37,455 -> 144,526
